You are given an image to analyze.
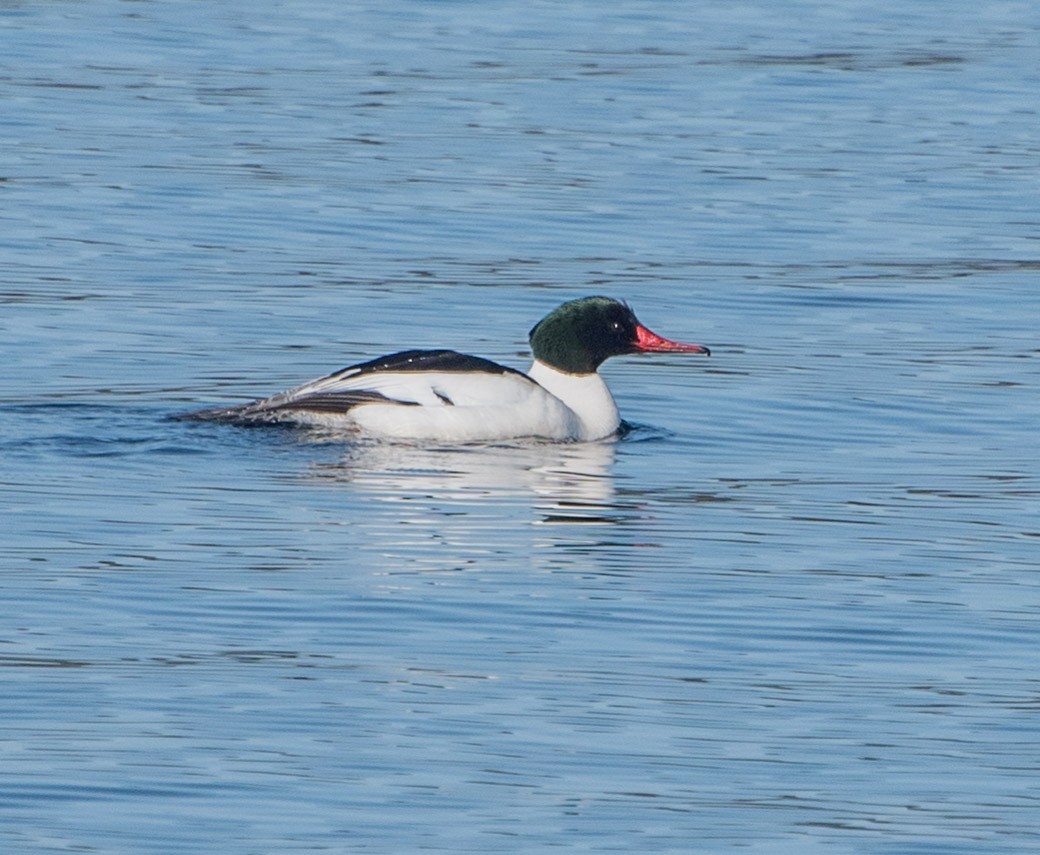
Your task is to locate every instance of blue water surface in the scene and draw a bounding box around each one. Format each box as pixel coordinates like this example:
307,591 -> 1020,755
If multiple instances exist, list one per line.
2,1 -> 1039,853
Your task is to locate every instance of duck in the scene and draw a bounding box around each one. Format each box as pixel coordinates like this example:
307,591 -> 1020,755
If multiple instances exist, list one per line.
188,296 -> 710,441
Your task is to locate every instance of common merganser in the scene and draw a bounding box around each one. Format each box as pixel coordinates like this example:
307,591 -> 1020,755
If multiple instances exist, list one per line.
189,296 -> 710,441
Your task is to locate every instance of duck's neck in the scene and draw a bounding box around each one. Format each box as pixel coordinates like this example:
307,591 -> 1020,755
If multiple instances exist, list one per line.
528,359 -> 620,441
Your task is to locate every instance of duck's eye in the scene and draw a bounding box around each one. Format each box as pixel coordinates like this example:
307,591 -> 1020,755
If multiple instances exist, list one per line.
612,321 -> 621,331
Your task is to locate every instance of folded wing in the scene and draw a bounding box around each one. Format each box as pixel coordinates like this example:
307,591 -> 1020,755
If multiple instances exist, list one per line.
189,349 -> 546,425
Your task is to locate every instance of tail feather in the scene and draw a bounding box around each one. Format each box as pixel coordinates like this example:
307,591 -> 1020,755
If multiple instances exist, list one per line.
180,389 -> 405,424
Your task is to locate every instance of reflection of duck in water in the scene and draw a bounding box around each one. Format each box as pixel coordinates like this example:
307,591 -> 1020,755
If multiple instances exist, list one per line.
312,438 -> 619,509
190,297 -> 709,442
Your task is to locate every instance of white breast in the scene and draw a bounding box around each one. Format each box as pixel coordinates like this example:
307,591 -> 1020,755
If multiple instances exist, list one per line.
526,360 -> 620,441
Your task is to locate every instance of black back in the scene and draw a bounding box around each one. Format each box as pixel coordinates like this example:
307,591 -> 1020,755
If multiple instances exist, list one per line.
344,349 -> 525,378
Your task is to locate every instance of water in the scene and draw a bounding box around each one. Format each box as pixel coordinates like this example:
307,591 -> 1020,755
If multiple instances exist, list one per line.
2,1 -> 1039,852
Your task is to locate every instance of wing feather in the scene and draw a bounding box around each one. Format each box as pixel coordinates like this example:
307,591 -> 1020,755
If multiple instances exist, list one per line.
188,349 -> 542,424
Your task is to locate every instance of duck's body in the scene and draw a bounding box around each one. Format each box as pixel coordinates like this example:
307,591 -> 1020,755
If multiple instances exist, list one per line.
190,297 -> 709,442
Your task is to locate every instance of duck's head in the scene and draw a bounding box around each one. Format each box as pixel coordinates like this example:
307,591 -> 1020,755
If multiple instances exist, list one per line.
529,296 -> 710,375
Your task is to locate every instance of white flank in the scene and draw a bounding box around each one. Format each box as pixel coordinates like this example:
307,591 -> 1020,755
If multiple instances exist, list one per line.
232,360 -> 622,442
